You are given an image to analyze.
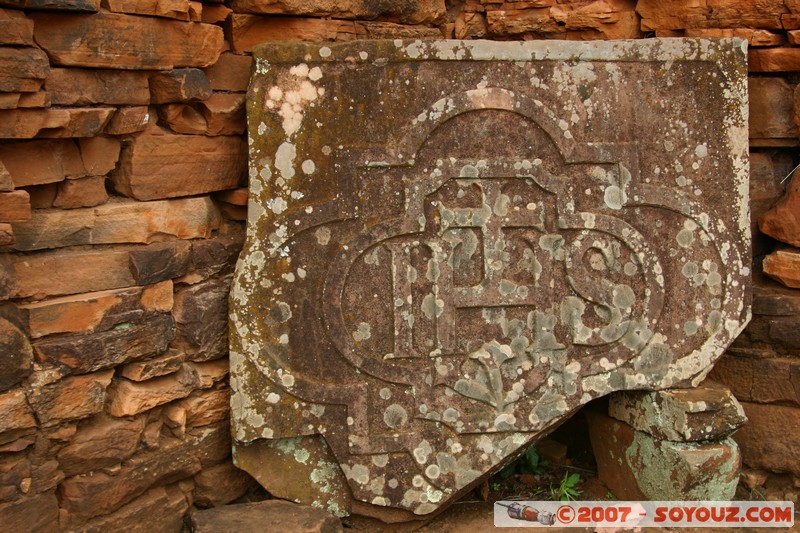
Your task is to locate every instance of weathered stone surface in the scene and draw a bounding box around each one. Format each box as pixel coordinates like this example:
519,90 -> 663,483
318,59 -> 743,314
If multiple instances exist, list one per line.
0,91 -> 50,111
179,385 -> 229,426
0,161 -> 12,192
45,68 -> 150,106
0,224 -> 13,247
33,314 -> 175,373
159,92 -> 246,135
53,176 -> 109,209
191,500 -> 343,533
28,369 -> 114,427
57,414 -> 146,477
173,276 -> 230,361
734,402 -> 800,477
105,105 -> 151,135
0,190 -> 31,222
149,68 -> 212,103
233,39 -> 751,517
103,0 -> 194,20
763,248 -> 800,288
0,8 -> 34,46
128,240 -> 191,285
637,0 -> 793,31
749,77 -> 799,146
586,410 -> 741,501
204,52 -> 252,92
192,461 -> 255,507
111,128 -> 246,200
80,137 -> 120,175
5,196 -> 220,251
228,14 -> 442,53
486,0 -> 640,39
0,491 -> 59,533
17,92 -> 51,109
31,13 -> 224,69
228,0 -> 444,24
685,28 -> 785,47
11,242 -> 189,299
0,47 -> 48,93
709,352 -> 800,406
201,3 -> 229,23
0,389 -> 36,436
750,48 -> 800,72
0,108 -> 115,139
0,108 -> 70,139
120,348 -> 184,381
106,359 -> 228,416
0,255 -> 16,299
608,381 -> 747,442
0,139 -> 85,187
58,426 -> 223,522
78,484 -> 188,533
753,276 -> 800,316
180,222 -> 244,283
760,171 -> 800,247
0,318 -> 33,392
750,152 -> 792,255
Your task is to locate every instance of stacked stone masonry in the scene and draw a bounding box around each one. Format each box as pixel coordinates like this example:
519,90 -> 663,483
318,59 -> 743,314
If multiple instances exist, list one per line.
0,0 -> 799,529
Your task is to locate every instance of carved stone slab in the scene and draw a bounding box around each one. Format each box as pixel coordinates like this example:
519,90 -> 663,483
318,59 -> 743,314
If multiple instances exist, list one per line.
231,39 -> 750,520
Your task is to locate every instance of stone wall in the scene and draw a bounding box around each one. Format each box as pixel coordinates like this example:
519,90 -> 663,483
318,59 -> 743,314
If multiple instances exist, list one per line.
0,0 -> 798,529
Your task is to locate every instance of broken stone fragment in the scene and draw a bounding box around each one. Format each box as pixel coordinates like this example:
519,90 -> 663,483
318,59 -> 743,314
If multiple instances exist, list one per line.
763,248 -> 800,288
587,410 -> 740,501
608,381 -> 747,442
189,499 -> 344,533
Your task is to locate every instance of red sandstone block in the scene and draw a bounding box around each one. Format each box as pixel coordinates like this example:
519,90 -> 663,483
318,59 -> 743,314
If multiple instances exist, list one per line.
19,280 -> 173,338
228,0 -> 446,24
106,360 -> 228,416
0,389 -> 36,435
79,136 -> 121,175
0,223 -> 13,247
111,129 -> 246,200
11,241 -> 191,299
0,47 -> 48,92
31,12 -> 224,70
149,68 -> 212,103
158,93 -> 246,135
27,369 -> 114,427
0,190 -> 31,222
750,48 -> 800,72
0,108 -> 115,139
103,0 -> 194,20
637,0 -> 787,31
104,106 -> 151,135
0,139 -> 86,187
204,52 -> 252,92
228,14 -> 441,53
5,196 -> 221,251
57,414 -> 146,477
53,176 -> 109,209
748,77 -> 798,146
45,68 -> 150,106
0,8 -> 34,46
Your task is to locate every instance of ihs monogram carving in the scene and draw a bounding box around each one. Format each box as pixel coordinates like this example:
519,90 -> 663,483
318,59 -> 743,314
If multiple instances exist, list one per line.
232,39 -> 751,519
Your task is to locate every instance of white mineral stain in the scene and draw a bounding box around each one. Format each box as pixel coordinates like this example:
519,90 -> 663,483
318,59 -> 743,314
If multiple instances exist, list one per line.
275,142 -> 296,181
353,322 -> 371,341
302,159 -> 316,174
315,227 -> 331,245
